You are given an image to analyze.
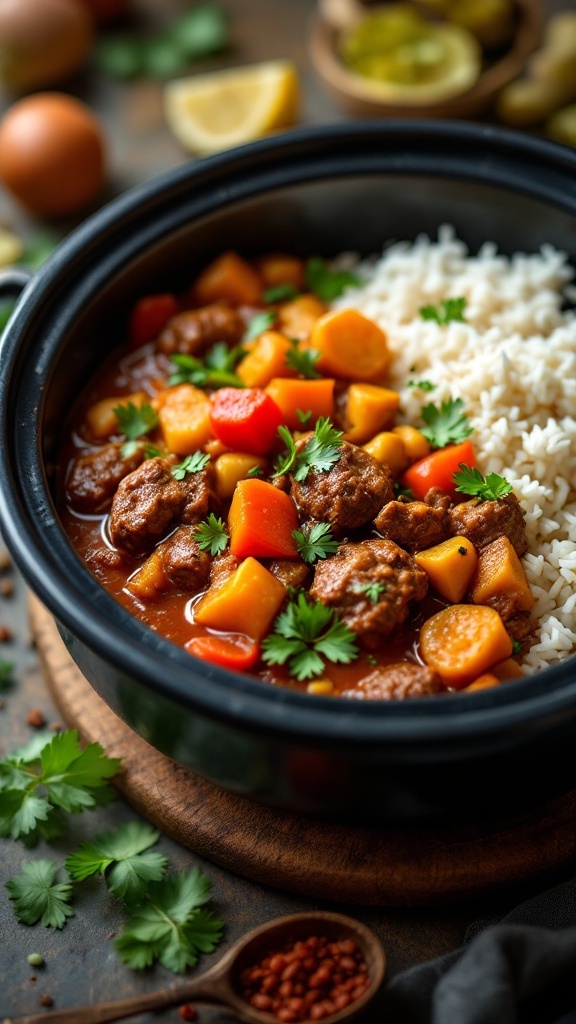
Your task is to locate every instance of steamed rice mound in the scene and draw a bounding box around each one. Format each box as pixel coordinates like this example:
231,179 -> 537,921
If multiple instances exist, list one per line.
334,226 -> 576,673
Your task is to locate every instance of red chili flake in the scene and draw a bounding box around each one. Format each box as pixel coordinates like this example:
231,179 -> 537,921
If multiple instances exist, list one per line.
26,708 -> 46,729
239,934 -> 370,1022
39,994 -> 53,1008
178,1005 -> 197,1021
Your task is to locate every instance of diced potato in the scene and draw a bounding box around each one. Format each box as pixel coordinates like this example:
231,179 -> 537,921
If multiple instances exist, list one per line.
392,424 -> 431,463
86,390 -> 148,440
345,384 -> 399,444
236,330 -> 295,387
127,551 -> 166,601
277,293 -> 327,341
307,679 -> 334,695
363,431 -> 408,475
157,384 -> 212,455
194,557 -> 286,640
471,536 -> 535,613
214,452 -> 267,499
414,536 -> 478,604
464,673 -> 501,692
493,658 -> 524,681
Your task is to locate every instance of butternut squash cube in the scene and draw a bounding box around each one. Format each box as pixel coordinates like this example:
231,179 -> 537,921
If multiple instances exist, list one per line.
127,550 -> 166,601
363,431 -> 408,475
414,536 -> 478,604
157,384 -> 212,455
194,557 -> 286,640
471,536 -> 535,613
214,452 -> 267,499
345,384 -> 399,444
86,391 -> 148,440
236,331 -> 295,387
277,293 -> 327,342
464,673 -> 501,692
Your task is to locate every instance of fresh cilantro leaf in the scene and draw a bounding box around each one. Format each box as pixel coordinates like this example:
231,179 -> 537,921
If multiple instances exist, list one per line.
394,482 -> 414,500
407,379 -> 435,392
193,514 -> 229,556
305,257 -> 360,302
296,408 -> 312,425
419,297 -> 467,325
0,730 -> 121,841
247,465 -> 263,477
6,860 -> 73,929
285,339 -> 321,379
94,37 -> 147,80
262,283 -> 300,303
365,654 -> 378,667
174,3 -> 228,60
292,522 -> 339,564
244,311 -> 275,342
171,452 -> 210,481
352,581 -> 386,604
420,397 -> 473,450
168,348 -> 244,390
0,659 -> 14,691
273,425 -> 298,476
65,822 -> 167,903
114,402 -> 158,460
114,868 -> 223,973
143,443 -> 163,459
453,464 -> 513,502
273,418 -> 344,481
262,592 -> 358,681
512,639 -> 523,655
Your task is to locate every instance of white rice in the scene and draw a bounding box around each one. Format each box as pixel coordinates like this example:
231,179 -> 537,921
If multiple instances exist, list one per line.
333,226 -> 576,673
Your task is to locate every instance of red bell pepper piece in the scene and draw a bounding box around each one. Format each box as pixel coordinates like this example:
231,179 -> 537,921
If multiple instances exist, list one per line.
401,439 -> 477,501
187,634 -> 260,672
209,387 -> 283,454
129,293 -> 179,348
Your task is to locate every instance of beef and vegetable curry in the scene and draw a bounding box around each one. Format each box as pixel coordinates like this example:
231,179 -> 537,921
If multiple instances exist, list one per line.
59,249 -> 535,699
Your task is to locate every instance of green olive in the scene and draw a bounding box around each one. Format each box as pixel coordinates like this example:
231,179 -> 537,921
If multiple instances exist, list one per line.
528,50 -> 576,101
546,103 -> 576,147
444,0 -> 514,50
542,11 -> 576,55
496,78 -> 565,127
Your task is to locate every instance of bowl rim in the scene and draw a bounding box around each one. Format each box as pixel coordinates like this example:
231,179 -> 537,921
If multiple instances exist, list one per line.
1,119 -> 576,746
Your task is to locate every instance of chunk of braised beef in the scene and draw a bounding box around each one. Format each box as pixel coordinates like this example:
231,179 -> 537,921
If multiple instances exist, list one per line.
290,441 -> 394,536
157,303 -> 245,356
374,499 -> 449,553
155,526 -> 211,592
342,662 -> 443,700
448,493 -> 527,556
505,613 -> 533,641
209,551 -> 239,586
181,461 -> 220,526
424,486 -> 452,512
66,442 -> 144,515
267,559 -> 310,590
109,455 -> 188,556
309,538 -> 428,647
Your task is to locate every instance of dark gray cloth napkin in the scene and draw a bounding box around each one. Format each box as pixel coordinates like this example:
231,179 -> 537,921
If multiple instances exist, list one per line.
381,878 -> 576,1024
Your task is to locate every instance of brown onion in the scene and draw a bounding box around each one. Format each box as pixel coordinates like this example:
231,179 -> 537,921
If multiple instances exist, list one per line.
0,0 -> 93,92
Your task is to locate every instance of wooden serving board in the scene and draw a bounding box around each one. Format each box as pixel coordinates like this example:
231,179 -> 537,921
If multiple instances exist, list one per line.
29,595 -> 576,907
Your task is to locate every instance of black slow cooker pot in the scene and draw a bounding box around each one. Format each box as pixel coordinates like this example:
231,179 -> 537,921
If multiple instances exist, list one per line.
1,121 -> 575,823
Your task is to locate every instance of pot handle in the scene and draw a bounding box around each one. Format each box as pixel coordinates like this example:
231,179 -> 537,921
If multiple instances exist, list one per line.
0,266 -> 34,300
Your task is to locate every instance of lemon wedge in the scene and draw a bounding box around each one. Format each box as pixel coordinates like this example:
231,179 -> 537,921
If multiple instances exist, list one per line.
164,60 -> 300,154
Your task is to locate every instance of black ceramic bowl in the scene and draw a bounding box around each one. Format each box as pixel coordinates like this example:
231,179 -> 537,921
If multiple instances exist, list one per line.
1,122 -> 575,824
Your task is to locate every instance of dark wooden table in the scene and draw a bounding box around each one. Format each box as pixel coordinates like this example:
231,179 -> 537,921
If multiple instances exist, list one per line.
0,1 -> 572,1021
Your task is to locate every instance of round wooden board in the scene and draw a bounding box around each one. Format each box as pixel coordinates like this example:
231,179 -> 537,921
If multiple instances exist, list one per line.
29,595 -> 576,907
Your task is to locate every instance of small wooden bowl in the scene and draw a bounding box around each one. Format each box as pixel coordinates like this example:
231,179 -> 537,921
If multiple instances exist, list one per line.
310,0 -> 544,119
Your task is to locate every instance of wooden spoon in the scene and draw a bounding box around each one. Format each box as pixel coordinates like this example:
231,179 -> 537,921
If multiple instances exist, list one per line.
4,912 -> 386,1024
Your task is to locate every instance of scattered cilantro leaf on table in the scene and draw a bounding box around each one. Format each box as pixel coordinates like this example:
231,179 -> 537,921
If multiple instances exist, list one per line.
305,257 -> 360,302
115,868 -> 224,972
193,514 -> 229,556
262,592 -> 358,681
6,860 -> 74,929
66,822 -> 167,903
292,522 -> 339,564
0,730 -> 121,841
420,397 -> 473,449
285,339 -> 321,379
244,311 -> 276,342
171,451 -> 210,480
113,401 -> 159,459
419,297 -> 467,325
263,283 -> 300,303
274,418 -> 344,481
453,465 -> 513,502
0,659 -> 14,691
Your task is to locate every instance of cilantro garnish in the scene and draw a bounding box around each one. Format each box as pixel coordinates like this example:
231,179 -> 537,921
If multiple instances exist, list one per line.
113,401 -> 159,459
65,822 -> 167,904
394,482 -> 414,500
171,451 -> 210,480
262,283 -> 300,303
168,343 -> 244,390
274,417 -> 344,481
305,257 -> 360,302
453,465 -> 513,502
297,408 -> 312,425
292,522 -> 339,564
285,339 -> 321,379
419,297 -> 467,325
247,465 -> 263,478
512,638 -> 523,655
114,868 -> 224,973
6,860 -> 74,929
193,514 -> 229,556
0,730 -> 121,842
407,379 -> 435,392
352,581 -> 386,604
0,659 -> 14,691
143,444 -> 163,460
261,592 -> 358,681
420,397 -> 473,449
244,311 -> 276,342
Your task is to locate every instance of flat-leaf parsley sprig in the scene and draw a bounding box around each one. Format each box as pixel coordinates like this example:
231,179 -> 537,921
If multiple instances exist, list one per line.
419,296 -> 467,325
262,591 -> 358,681
6,860 -> 74,929
114,401 -> 159,459
274,417 -> 344,481
305,257 -> 361,302
193,513 -> 229,556
453,465 -> 513,502
65,821 -> 168,903
0,730 -> 121,841
420,397 -> 473,450
292,522 -> 339,564
171,451 -> 210,480
168,343 -> 245,390
115,868 -> 224,973
285,338 -> 321,379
